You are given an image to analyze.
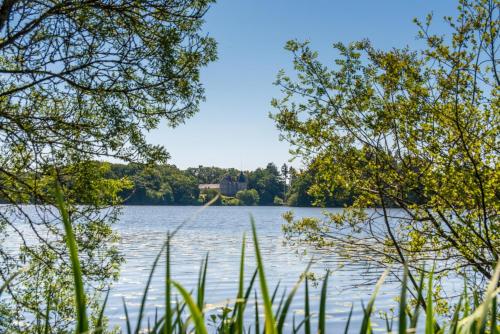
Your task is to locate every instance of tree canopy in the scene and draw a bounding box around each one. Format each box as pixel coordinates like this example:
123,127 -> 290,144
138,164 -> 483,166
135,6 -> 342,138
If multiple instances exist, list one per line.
236,189 -> 260,206
272,0 -> 499,285
0,0 -> 216,331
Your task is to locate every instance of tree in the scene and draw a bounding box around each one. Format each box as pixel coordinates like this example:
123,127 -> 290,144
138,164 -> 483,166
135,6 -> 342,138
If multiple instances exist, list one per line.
273,196 -> 284,206
247,163 -> 285,205
236,189 -> 260,206
200,188 -> 222,205
272,0 -> 499,287
285,170 -> 314,207
285,165 -> 354,207
168,166 -> 200,205
186,166 -> 238,184
0,1 -> 216,331
281,163 -> 289,202
110,163 -> 199,205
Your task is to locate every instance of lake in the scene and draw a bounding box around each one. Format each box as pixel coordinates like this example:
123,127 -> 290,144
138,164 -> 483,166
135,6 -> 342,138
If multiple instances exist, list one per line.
106,206 -> 405,332
3,205 -> 464,332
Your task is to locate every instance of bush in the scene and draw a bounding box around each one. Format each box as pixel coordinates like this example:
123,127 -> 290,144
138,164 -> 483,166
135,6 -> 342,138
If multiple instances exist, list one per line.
199,188 -> 222,205
235,189 -> 260,206
221,196 -> 240,206
273,196 -> 284,206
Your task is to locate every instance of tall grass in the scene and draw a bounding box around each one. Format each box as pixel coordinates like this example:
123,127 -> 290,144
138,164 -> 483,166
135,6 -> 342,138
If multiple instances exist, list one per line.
3,191 -> 499,333
54,183 -> 89,333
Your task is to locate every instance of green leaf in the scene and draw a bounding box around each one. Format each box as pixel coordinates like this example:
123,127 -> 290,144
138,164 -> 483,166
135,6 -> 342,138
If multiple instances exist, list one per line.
360,268 -> 389,334
425,266 -> 435,334
344,304 -> 354,334
134,240 -> 166,334
95,289 -> 110,334
165,233 -> 172,334
54,183 -> 89,334
399,265 -> 408,334
250,216 -> 277,334
122,298 -> 132,334
305,275 -> 311,334
277,261 -> 312,332
318,270 -> 330,334
171,281 -> 208,334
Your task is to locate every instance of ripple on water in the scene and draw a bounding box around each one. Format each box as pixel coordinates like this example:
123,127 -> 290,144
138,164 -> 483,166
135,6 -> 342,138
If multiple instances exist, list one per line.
102,206 -> 403,333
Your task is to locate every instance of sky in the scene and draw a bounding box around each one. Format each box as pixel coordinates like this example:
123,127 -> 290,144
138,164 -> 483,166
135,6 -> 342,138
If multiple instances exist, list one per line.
146,0 -> 457,170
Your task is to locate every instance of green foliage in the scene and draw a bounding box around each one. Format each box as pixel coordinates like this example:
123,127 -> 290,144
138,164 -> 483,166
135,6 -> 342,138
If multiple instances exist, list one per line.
273,196 -> 284,205
221,196 -> 241,206
186,166 -> 240,184
0,0 -> 216,331
236,189 -> 260,206
248,163 -> 285,205
102,162 -> 297,207
0,166 -> 127,332
285,169 -> 315,207
199,188 -> 222,205
54,184 -> 89,333
107,163 -> 200,205
271,0 -> 499,282
251,217 -> 277,334
285,166 -> 355,207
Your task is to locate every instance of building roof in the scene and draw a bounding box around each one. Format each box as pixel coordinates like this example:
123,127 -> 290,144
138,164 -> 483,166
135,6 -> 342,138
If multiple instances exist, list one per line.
238,171 -> 246,183
198,184 -> 220,189
221,174 -> 233,183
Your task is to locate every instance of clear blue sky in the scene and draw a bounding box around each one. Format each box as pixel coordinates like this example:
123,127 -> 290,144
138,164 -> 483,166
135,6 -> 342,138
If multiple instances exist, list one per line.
146,0 -> 456,170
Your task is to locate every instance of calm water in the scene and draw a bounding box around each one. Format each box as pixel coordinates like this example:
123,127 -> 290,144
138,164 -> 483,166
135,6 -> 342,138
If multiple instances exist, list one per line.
106,206 -> 403,332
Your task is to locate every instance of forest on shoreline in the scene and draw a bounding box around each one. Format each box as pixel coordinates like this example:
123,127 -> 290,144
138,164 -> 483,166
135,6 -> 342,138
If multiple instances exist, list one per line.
103,162 -> 355,207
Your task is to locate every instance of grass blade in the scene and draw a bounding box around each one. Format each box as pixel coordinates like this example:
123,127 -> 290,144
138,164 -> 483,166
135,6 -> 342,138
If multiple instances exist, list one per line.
318,270 -> 330,334
305,275 -> 311,334
410,268 -> 426,330
491,296 -> 497,334
276,262 -> 313,333
477,262 -> 500,334
458,261 -> 500,334
275,289 -> 287,319
360,268 -> 390,334
425,266 -> 435,334
197,253 -> 209,312
231,268 -> 258,334
399,265 -> 408,334
171,297 -> 187,333
449,296 -> 463,334
165,233 -> 172,334
463,276 -> 471,318
134,241 -> 166,334
235,235 -> 246,334
54,183 -> 88,334
122,297 -> 132,334
344,304 -> 354,334
254,290 -> 260,334
95,289 -> 110,334
271,281 -> 281,305
250,216 -> 277,334
43,288 -> 52,334
172,281 -> 208,334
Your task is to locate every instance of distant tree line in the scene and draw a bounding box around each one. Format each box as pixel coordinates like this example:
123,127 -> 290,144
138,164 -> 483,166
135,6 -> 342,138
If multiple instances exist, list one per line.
0,160 -> 357,207
102,162 -> 358,207
0,160 -> 411,207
